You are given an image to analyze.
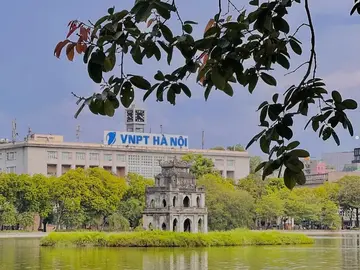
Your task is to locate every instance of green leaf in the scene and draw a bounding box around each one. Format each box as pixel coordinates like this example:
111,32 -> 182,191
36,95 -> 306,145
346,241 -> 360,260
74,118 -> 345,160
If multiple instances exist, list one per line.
167,87 -> 176,105
260,72 -> 277,86
255,161 -> 267,173
154,71 -> 165,81
211,68 -> 226,90
289,39 -> 302,55
83,45 -> 95,64
331,90 -> 342,103
108,7 -> 115,15
276,54 -> 290,69
260,136 -> 270,154
178,83 -> 191,98
112,10 -> 129,21
223,83 -> 234,97
342,99 -> 357,110
287,141 -> 300,150
160,24 -> 174,42
143,83 -> 159,102
120,81 -> 134,108
257,101 -> 268,111
154,2 -> 171,19
130,76 -> 151,90
276,124 -> 293,140
332,130 -> 340,146
95,15 -> 109,27
88,61 -> 103,84
295,171 -> 306,185
284,168 -> 298,190
103,53 -> 116,72
155,1 -> 176,12
184,20 -> 198,25
248,73 -> 258,93
289,149 -> 310,158
104,99 -> 115,116
183,24 -> 193,34
273,16 -> 289,33
249,0 -> 259,6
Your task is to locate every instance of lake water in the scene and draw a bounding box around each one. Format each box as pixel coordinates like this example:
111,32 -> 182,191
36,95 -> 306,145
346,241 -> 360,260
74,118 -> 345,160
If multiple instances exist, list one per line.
0,233 -> 360,269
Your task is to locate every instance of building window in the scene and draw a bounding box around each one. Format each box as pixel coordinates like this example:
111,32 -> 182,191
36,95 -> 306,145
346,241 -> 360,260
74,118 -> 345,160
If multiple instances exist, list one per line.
215,159 -> 224,166
76,152 -> 86,160
6,152 -> 16,161
6,166 -> 16,173
89,153 -> 99,161
47,164 -> 57,176
104,154 -> 112,161
0,153 -> 3,160
227,159 -> 235,167
62,152 -> 72,160
116,154 -> 126,162
47,151 -> 58,160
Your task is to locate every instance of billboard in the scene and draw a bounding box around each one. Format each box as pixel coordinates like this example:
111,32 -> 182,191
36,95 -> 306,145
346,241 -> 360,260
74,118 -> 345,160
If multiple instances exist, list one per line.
104,131 -> 189,149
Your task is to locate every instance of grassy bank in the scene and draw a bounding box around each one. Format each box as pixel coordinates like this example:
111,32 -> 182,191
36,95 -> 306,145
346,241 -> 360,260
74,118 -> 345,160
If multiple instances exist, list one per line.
40,229 -> 314,247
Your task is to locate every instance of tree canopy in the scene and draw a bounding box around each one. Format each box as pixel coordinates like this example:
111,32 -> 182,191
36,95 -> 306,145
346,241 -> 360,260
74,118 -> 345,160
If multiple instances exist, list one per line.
54,0 -> 359,188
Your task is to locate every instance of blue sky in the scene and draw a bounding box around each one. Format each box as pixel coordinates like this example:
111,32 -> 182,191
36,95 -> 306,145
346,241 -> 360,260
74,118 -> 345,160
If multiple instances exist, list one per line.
0,0 -> 359,159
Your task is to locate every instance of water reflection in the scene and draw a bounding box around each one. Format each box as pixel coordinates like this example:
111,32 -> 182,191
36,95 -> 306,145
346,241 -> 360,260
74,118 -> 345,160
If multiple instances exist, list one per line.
0,234 -> 360,269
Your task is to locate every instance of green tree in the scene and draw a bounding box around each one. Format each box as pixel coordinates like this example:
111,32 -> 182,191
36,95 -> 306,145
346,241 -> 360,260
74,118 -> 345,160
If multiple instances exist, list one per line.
54,0 -> 359,188
250,156 -> 262,174
227,144 -> 245,151
198,174 -> 255,230
338,176 -> 360,228
209,146 -> 226,150
255,192 -> 284,226
182,153 -> 217,178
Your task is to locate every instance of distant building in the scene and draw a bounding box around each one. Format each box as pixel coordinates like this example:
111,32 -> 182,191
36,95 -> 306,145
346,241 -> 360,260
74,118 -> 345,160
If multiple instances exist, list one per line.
0,105 -> 250,180
142,157 -> 208,233
322,151 -> 353,172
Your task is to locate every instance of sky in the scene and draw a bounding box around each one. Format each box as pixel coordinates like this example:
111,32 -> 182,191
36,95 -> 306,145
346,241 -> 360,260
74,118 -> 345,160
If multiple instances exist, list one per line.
0,0 -> 359,159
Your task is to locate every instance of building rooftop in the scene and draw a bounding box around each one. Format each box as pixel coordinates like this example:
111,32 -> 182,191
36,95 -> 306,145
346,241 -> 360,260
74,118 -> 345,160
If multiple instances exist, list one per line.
0,133 -> 250,157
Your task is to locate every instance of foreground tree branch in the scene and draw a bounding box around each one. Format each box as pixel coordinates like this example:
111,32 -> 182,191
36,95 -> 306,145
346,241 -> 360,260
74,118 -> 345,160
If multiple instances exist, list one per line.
53,0 -> 359,189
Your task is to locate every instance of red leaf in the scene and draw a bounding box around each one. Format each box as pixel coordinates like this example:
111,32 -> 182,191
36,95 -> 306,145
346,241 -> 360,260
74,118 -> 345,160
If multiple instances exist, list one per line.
79,26 -> 89,41
76,42 -> 83,54
54,40 -> 70,58
202,53 -> 209,66
147,18 -> 155,28
66,22 -> 82,39
204,19 -> 215,33
66,43 -> 76,61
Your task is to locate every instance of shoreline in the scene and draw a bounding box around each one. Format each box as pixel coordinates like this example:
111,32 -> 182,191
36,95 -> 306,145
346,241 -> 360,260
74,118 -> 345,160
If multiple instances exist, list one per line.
0,230 -> 358,240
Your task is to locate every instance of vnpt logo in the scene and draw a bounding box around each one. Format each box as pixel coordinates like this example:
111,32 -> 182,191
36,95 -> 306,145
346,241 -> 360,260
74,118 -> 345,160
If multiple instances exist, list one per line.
106,132 -> 116,145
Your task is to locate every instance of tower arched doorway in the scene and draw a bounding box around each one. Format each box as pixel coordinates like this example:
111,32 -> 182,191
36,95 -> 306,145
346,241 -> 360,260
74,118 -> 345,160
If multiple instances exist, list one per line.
173,218 -> 178,232
198,218 -> 203,232
162,222 -> 166,231
183,196 -> 190,207
184,218 -> 191,232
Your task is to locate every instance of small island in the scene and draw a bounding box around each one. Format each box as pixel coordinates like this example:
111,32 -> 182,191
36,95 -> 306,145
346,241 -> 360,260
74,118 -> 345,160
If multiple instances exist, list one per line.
40,158 -> 313,248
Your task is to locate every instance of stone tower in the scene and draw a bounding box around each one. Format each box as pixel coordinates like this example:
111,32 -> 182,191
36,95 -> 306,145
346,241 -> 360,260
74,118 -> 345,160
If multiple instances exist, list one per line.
142,157 -> 208,233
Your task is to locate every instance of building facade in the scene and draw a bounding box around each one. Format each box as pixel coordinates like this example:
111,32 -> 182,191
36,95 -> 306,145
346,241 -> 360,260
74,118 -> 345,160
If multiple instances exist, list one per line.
0,133 -> 250,180
142,158 -> 208,233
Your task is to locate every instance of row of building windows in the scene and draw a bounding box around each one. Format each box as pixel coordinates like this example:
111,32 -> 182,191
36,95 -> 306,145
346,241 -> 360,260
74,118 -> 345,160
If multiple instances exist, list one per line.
47,151 -> 126,162
0,166 -> 17,173
215,159 -> 235,167
0,152 -> 17,161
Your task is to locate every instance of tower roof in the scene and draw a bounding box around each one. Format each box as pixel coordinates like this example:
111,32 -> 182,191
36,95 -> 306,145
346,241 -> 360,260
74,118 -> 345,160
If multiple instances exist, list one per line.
159,156 -> 191,169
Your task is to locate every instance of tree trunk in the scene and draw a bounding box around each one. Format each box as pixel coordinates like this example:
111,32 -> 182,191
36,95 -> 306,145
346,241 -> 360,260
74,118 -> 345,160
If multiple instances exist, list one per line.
356,208 -> 359,228
38,217 -> 43,231
43,221 -> 47,232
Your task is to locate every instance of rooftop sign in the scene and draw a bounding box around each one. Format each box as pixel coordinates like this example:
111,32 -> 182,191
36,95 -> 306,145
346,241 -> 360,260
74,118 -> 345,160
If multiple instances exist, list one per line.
104,131 -> 189,149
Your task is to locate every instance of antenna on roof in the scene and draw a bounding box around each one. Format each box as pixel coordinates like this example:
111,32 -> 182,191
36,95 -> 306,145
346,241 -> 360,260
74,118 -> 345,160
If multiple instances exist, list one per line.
26,126 -> 32,141
11,119 -> 18,144
76,125 -> 81,142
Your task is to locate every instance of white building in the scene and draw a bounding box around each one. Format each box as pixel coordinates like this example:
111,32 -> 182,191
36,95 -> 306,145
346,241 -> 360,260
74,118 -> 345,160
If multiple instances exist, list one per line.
0,105 -> 250,180
0,134 -> 249,180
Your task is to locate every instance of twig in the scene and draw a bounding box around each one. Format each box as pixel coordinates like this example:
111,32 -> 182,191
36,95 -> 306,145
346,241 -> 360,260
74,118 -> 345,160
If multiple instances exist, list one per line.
284,61 -> 309,76
120,51 -> 125,78
292,23 -> 309,37
227,0 -> 244,14
297,0 -> 316,87
172,0 -> 184,32
216,0 -> 222,24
